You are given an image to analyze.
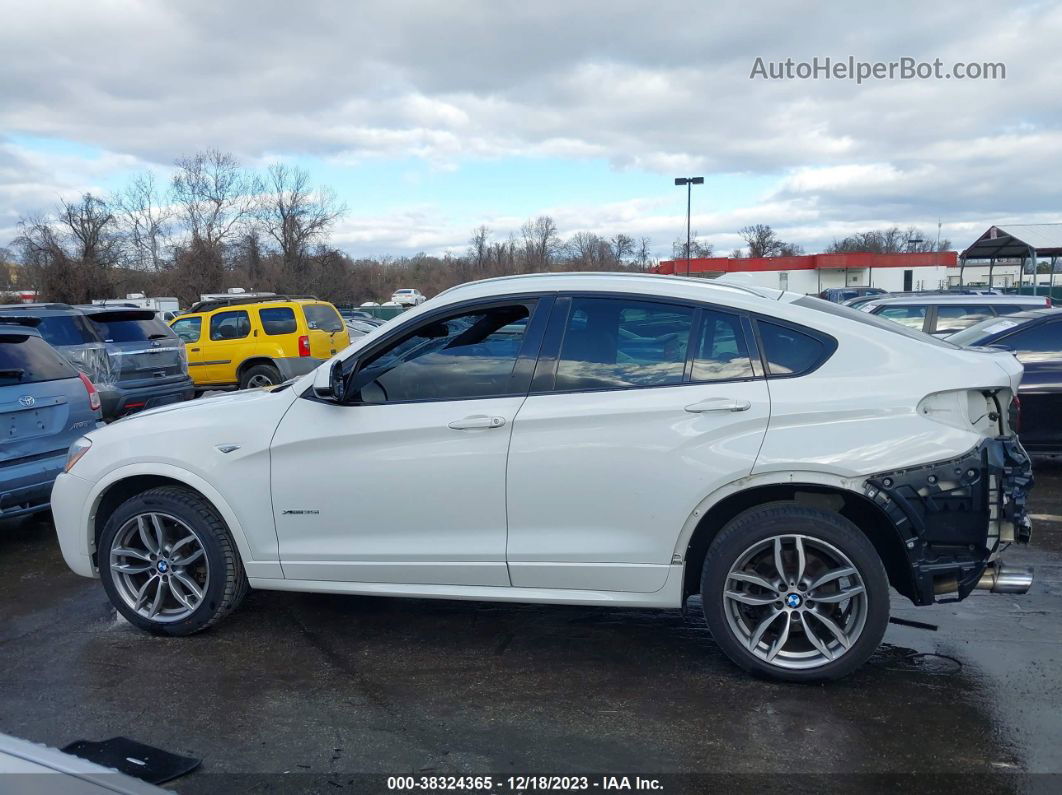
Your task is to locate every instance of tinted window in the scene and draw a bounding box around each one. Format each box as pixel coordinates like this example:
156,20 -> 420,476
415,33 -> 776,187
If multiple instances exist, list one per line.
260,307 -> 297,335
555,298 -> 693,390
876,305 -> 927,330
171,317 -> 201,343
934,305 -> 994,333
210,311 -> 250,341
32,314 -> 99,346
693,311 -> 754,382
995,304 -> 1040,315
303,304 -> 344,332
758,320 -> 830,376
89,317 -> 173,342
0,333 -> 76,384
351,304 -> 531,403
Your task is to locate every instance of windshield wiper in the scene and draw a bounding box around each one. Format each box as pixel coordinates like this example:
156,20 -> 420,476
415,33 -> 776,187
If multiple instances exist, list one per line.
147,333 -> 170,340
0,368 -> 26,383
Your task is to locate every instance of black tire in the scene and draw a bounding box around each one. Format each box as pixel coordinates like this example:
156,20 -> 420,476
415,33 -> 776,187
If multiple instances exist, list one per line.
239,363 -> 282,390
701,503 -> 889,682
99,486 -> 249,636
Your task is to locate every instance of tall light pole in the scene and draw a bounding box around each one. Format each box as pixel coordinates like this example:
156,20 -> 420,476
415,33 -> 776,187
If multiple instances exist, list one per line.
675,177 -> 704,276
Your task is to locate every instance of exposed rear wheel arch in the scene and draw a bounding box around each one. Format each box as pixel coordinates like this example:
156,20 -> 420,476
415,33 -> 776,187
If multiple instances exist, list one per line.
237,358 -> 282,389
682,484 -> 914,602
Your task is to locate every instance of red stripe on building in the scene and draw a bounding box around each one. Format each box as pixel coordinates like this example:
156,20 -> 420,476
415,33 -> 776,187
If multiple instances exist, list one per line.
655,251 -> 958,275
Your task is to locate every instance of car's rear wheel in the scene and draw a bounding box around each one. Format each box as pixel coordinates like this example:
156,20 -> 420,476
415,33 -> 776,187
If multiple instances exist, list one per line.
240,363 -> 282,389
701,503 -> 889,682
99,486 -> 248,635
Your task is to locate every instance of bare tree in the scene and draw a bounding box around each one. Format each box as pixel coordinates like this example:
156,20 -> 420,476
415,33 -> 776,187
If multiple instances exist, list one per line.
259,162 -> 346,291
13,193 -> 120,303
520,215 -> 559,270
739,224 -> 802,258
116,171 -> 171,271
826,226 -> 950,254
171,150 -> 258,249
672,233 -> 712,260
610,233 -> 635,264
635,237 -> 654,270
468,225 -> 490,277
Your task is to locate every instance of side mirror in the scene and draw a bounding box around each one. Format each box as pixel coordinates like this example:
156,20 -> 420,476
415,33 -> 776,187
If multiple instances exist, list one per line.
313,358 -> 349,402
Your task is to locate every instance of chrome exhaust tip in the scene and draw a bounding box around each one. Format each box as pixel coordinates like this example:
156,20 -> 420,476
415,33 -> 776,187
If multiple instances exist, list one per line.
976,562 -> 1033,595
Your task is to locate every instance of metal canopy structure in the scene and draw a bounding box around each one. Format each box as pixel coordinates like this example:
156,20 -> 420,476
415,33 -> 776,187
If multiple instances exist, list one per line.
959,223 -> 1062,290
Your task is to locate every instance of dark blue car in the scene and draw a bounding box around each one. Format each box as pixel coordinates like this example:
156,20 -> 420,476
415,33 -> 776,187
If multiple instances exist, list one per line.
948,307 -> 1062,454
0,317 -> 102,518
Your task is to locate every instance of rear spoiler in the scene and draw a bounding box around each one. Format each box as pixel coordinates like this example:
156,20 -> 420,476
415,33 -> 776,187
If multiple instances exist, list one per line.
0,315 -> 42,327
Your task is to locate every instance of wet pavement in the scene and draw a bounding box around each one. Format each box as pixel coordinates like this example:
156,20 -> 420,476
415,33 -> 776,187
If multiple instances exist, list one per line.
2,463 -> 1062,792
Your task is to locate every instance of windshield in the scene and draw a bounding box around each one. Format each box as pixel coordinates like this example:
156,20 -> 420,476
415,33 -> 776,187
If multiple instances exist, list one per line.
31,314 -> 100,346
947,316 -> 1026,346
303,304 -> 344,332
89,316 -> 175,342
793,296 -> 958,348
0,333 -> 77,384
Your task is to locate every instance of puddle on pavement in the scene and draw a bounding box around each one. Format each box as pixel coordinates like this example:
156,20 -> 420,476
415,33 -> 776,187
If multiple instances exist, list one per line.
869,643 -> 963,675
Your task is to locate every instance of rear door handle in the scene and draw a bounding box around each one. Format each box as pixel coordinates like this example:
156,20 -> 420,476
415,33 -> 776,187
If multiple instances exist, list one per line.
685,398 -> 751,413
448,415 -> 506,430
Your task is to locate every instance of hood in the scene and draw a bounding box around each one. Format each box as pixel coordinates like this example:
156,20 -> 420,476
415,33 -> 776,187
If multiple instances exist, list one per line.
101,385 -> 297,430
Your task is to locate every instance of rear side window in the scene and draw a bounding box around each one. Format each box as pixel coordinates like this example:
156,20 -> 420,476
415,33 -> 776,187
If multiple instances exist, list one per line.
934,305 -> 994,334
995,304 -> 1041,316
33,314 -> 99,346
876,305 -> 927,330
555,298 -> 694,390
303,304 -> 344,332
210,311 -> 251,341
260,307 -> 297,335
693,311 -> 754,382
171,317 -> 201,343
999,321 -> 1062,359
89,317 -> 173,342
0,333 -> 76,384
757,320 -> 832,377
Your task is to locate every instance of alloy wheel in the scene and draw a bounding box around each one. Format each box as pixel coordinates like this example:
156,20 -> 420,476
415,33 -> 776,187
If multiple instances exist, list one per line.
109,512 -> 210,623
722,534 -> 868,670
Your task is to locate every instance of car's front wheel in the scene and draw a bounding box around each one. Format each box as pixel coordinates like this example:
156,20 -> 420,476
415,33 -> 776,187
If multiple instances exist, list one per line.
99,486 -> 248,635
701,503 -> 889,682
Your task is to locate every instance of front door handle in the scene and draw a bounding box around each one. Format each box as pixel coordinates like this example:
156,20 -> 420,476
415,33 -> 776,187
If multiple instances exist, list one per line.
448,415 -> 506,430
685,398 -> 752,413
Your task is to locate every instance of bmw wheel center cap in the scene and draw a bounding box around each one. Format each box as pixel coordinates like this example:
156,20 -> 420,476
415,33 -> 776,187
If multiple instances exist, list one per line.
785,593 -> 802,608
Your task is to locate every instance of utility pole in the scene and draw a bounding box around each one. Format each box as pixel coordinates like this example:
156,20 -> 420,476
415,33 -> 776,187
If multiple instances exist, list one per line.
674,177 -> 704,276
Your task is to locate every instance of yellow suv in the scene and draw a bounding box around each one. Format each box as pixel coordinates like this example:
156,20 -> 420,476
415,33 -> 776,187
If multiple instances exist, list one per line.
170,296 -> 350,389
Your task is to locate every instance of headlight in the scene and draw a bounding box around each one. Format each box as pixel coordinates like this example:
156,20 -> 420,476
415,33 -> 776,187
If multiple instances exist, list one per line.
65,437 -> 92,473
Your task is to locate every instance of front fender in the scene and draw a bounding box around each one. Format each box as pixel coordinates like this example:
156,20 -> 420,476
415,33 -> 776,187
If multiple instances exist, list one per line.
82,462 -> 283,579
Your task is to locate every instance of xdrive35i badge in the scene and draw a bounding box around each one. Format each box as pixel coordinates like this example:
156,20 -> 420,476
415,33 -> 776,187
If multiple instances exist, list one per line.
281,509 -> 320,515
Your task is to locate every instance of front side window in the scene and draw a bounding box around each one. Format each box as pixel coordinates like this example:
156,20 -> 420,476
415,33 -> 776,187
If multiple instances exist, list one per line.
877,305 -> 927,331
935,305 -> 994,333
693,311 -> 754,382
555,298 -> 694,391
757,320 -> 831,376
171,317 -> 202,343
350,304 -> 532,403
210,311 -> 250,341
260,307 -> 297,335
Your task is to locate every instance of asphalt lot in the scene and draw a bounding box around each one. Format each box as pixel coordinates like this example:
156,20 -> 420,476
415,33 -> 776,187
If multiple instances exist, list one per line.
2,463 -> 1062,792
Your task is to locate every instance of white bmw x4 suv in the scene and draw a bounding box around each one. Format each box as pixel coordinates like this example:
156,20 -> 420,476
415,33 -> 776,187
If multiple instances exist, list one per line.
52,273 -> 1034,681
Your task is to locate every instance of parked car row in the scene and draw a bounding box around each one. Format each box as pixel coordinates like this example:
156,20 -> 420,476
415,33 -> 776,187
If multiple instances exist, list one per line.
855,293 -> 1051,335
51,272 -> 1034,682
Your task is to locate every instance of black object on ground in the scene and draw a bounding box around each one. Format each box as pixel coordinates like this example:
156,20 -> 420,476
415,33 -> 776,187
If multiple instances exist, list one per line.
61,736 -> 201,784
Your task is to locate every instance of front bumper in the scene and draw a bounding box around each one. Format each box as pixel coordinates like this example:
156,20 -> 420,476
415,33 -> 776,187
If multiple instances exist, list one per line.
50,472 -> 96,577
864,436 -> 1033,605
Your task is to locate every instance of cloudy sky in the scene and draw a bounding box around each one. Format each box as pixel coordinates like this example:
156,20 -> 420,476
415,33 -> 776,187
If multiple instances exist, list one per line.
1,0 -> 1060,259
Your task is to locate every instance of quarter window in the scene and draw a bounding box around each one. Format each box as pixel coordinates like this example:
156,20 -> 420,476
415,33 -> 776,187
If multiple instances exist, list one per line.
171,317 -> 201,343
757,320 -> 831,376
209,311 -> 250,341
303,304 -> 344,332
999,321 -> 1062,363
351,304 -> 532,403
555,298 -> 694,390
693,311 -> 754,382
259,307 -> 297,335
